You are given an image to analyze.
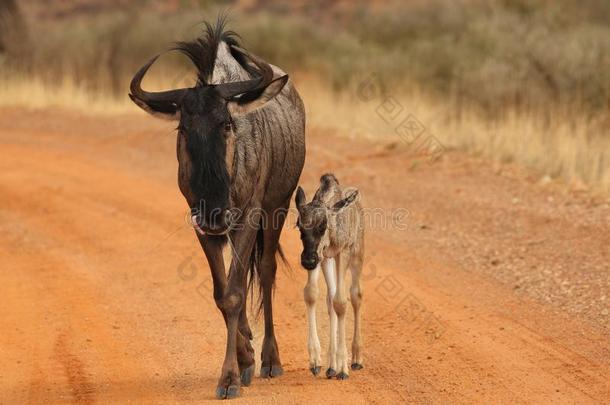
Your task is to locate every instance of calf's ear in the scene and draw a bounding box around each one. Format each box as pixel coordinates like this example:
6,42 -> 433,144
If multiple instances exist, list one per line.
332,189 -> 359,212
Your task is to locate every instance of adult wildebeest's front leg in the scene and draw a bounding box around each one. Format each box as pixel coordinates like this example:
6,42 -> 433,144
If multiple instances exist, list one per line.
304,264 -> 322,375
197,234 -> 255,387
259,203 -> 289,378
201,225 -> 257,400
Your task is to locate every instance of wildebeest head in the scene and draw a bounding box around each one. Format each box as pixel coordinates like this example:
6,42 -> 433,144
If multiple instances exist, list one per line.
295,175 -> 359,270
129,24 -> 288,235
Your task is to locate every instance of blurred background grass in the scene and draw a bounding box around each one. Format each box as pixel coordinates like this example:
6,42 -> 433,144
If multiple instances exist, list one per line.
1,0 -> 609,192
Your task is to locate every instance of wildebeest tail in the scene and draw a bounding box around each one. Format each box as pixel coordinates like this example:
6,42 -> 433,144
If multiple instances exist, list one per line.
247,227 -> 291,316
247,227 -> 264,315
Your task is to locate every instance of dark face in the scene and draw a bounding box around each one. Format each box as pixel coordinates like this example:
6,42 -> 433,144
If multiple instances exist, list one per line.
177,87 -> 235,235
296,203 -> 328,270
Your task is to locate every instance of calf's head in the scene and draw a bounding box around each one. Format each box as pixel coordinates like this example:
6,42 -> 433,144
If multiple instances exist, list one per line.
295,176 -> 359,270
129,45 -> 287,235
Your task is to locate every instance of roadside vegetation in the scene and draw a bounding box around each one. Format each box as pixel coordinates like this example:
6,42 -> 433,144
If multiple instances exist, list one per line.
1,0 -> 609,192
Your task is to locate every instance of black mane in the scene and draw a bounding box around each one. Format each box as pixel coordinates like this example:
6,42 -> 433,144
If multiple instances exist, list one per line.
174,14 -> 241,85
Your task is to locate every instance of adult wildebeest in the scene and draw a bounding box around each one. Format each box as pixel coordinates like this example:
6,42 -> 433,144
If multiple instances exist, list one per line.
129,19 -> 305,399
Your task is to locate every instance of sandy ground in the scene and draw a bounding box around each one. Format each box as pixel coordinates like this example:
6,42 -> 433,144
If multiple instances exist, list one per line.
1,108 -> 609,404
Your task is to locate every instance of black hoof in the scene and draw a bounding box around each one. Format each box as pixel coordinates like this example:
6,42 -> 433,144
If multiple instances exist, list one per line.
226,385 -> 240,399
215,384 -> 240,400
240,364 -> 255,386
336,371 -> 349,380
260,366 -> 270,378
310,366 -> 321,376
215,386 -> 227,399
260,365 -> 283,378
351,363 -> 364,371
325,368 -> 336,379
271,365 -> 283,377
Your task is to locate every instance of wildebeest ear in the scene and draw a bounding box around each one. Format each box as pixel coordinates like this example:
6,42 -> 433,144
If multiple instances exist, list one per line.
295,186 -> 306,209
332,189 -> 359,212
227,75 -> 289,115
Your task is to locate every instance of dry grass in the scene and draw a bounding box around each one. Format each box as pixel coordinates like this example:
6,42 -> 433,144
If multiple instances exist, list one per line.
7,75 -> 605,193
0,75 -> 130,114
300,78 -> 610,194
0,60 -> 193,114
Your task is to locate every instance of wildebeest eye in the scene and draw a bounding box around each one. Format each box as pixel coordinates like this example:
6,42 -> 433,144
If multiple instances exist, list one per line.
314,223 -> 326,237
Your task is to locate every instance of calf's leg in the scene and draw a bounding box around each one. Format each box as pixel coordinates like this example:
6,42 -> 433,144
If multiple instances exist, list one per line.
304,264 -> 321,375
322,258 -> 337,378
350,259 -> 364,370
332,254 -> 350,379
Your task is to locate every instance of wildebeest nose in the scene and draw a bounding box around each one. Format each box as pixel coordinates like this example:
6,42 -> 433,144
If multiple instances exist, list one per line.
301,252 -> 318,270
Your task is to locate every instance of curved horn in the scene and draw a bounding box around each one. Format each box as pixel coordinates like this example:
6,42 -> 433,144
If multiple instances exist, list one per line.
214,45 -> 275,100
129,55 -> 189,117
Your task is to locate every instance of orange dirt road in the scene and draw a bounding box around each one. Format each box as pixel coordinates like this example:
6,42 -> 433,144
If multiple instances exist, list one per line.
1,108 -> 609,404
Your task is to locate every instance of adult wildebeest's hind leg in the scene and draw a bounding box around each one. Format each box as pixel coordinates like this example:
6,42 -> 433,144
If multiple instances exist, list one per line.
304,264 -> 322,375
214,223 -> 259,399
259,202 -> 289,378
350,256 -> 364,370
197,234 -> 255,388
322,258 -> 338,378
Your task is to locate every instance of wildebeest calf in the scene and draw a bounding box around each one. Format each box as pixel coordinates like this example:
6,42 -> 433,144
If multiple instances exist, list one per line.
295,174 -> 364,380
